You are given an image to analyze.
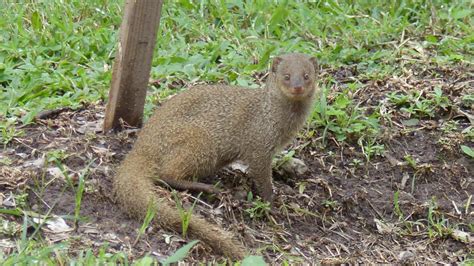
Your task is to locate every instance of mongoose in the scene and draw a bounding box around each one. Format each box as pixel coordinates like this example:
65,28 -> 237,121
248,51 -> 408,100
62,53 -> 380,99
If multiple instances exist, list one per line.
113,53 -> 319,259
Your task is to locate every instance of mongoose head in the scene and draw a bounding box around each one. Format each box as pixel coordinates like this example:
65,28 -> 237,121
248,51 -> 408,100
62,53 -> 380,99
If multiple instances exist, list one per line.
271,53 -> 318,101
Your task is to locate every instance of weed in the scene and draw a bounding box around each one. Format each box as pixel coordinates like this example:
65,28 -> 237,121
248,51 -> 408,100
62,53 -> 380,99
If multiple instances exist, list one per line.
311,86 -> 380,145
393,190 -> 404,220
427,197 -> 453,239
65,160 -> 94,226
465,195 -> 472,215
461,258 -> 474,266
463,127 -> 474,141
0,242 -> 68,266
432,87 -> 451,110
461,94 -> 474,107
402,155 -> 436,193
297,181 -> 307,194
398,220 -> 425,236
359,138 -> 384,162
73,170 -> 86,226
0,156 -> 13,165
273,149 -> 296,169
0,218 -> 18,236
172,191 -> 199,238
13,193 -> 29,209
134,200 -> 156,246
441,120 -> 459,134
239,255 -> 267,266
0,241 -> 132,265
0,118 -> 23,146
460,145 -> 474,159
349,158 -> 363,168
245,197 -> 271,219
46,150 -> 68,163
322,199 -> 339,210
160,240 -> 199,266
71,247 -> 130,265
403,154 -> 417,169
388,87 -> 451,118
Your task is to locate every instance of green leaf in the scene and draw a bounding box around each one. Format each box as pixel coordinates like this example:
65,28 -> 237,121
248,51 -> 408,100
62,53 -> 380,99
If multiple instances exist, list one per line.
402,119 -> 419,127
460,145 -> 474,158
247,191 -> 254,201
425,35 -> 438,43
244,46 -> 276,71
133,256 -> 155,266
160,240 -> 199,265
241,255 -> 267,266
31,11 -> 41,32
269,4 -> 289,35
0,208 -> 23,216
334,95 -> 350,108
451,9 -> 471,19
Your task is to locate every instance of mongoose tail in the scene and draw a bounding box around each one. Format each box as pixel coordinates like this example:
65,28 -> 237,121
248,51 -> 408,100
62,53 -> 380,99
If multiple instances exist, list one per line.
113,152 -> 246,259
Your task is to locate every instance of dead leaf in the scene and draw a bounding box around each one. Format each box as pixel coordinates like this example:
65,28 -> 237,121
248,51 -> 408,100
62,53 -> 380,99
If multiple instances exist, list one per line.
45,216 -> 72,233
401,172 -> 410,190
0,167 -> 29,189
228,161 -> 248,174
280,157 -> 309,176
374,218 -> 399,234
47,167 -> 65,179
77,120 -> 103,134
23,157 -> 45,168
451,229 -> 472,243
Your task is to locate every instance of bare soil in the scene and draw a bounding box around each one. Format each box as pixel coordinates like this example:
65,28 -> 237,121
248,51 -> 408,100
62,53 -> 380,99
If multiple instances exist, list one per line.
1,66 -> 473,264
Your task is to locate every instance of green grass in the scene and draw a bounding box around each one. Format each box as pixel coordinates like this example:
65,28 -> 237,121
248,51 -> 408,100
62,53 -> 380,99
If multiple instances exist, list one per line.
134,200 -> 157,246
245,196 -> 271,219
1,0 -> 472,134
311,83 -> 380,144
0,1 -> 121,125
0,242 -> 132,266
172,191 -> 199,238
387,87 -> 451,118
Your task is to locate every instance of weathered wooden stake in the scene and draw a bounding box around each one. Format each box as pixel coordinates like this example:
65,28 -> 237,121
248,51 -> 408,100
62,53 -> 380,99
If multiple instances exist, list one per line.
103,0 -> 163,131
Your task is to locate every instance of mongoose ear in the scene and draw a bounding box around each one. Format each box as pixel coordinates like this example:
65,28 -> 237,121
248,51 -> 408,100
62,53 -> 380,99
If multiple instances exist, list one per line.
309,56 -> 319,74
271,56 -> 283,73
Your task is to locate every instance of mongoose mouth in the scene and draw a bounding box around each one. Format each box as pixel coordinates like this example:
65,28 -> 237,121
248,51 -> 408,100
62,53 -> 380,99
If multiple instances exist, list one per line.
289,87 -> 304,95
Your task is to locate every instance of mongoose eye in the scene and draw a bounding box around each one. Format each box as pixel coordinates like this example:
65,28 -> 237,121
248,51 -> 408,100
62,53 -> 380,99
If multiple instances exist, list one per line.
284,74 -> 290,80
304,73 -> 309,80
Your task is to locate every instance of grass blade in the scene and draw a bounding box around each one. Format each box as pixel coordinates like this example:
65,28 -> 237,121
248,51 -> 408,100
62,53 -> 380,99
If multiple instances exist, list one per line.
160,240 -> 199,265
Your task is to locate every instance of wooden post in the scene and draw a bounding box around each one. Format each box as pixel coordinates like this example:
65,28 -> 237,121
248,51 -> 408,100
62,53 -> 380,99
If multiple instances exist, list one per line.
103,0 -> 163,131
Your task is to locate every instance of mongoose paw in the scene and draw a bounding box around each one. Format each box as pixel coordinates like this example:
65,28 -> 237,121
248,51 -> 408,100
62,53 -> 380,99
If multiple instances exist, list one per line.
208,186 -> 221,194
255,192 -> 273,205
264,195 -> 274,205
257,188 -> 274,204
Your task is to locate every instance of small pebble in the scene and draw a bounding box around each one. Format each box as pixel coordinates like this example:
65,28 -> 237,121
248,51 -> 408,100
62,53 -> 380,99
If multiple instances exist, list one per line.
398,250 -> 415,262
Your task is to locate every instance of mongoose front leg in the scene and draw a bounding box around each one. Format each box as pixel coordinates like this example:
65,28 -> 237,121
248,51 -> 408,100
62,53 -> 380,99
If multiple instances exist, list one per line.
247,158 -> 274,202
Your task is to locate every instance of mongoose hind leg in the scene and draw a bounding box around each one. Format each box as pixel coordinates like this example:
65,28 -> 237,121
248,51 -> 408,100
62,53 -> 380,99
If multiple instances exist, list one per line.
156,126 -> 222,194
158,177 -> 220,194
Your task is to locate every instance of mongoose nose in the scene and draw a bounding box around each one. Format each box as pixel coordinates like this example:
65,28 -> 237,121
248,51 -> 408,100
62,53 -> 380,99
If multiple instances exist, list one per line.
291,86 -> 304,95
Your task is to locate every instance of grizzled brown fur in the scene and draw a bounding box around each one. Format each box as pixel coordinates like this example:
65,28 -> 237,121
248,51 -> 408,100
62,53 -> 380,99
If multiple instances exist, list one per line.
113,53 -> 319,259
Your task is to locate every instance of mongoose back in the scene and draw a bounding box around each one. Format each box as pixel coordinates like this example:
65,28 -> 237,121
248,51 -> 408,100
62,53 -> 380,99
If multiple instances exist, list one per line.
113,53 -> 319,259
